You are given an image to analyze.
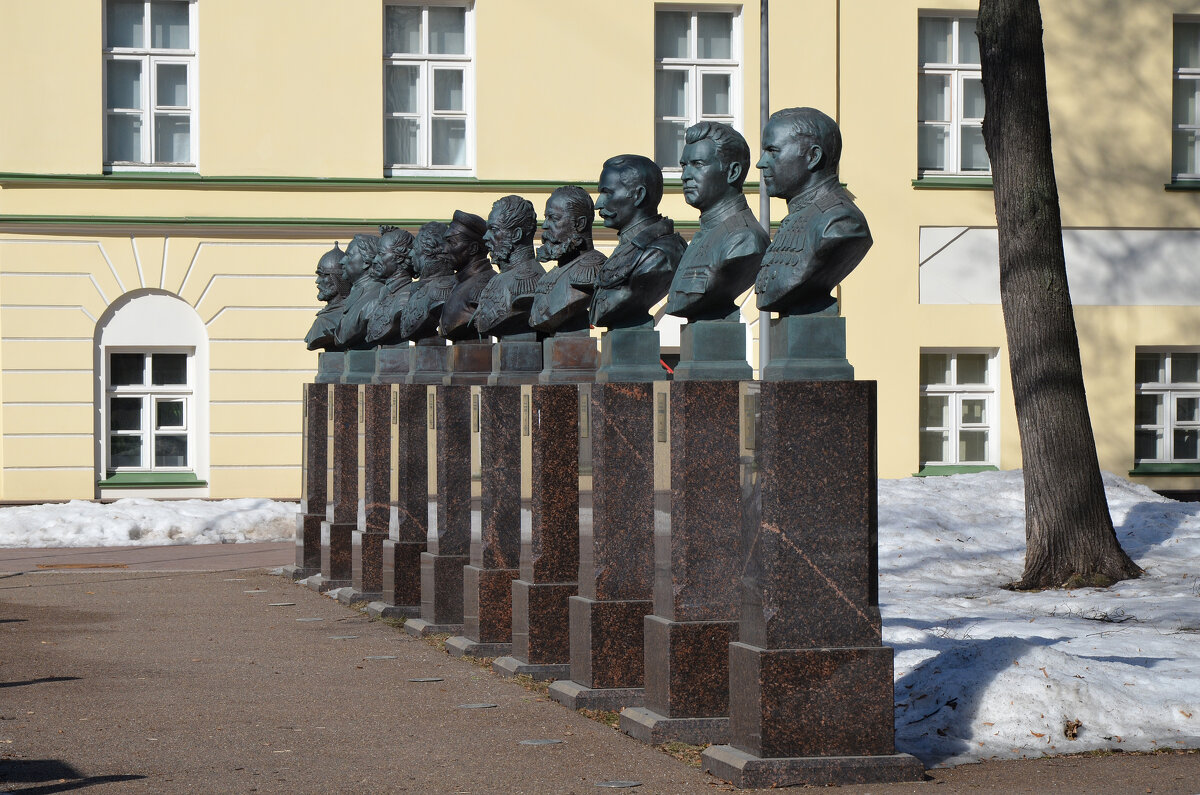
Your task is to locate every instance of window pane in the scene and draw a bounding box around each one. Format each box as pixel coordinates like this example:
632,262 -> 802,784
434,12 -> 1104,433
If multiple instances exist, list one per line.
1173,130 -> 1199,176
918,125 -> 948,171
960,126 -> 989,171
920,353 -> 951,386
956,353 -> 989,384
151,1 -> 190,49
1136,352 -> 1166,384
656,10 -> 690,59
959,430 -> 988,463
919,395 -> 949,428
1176,22 -> 1200,69
961,398 -> 987,425
386,117 -> 420,165
107,0 -> 145,48
111,397 -> 142,431
111,435 -> 143,468
655,69 -> 688,117
433,69 -> 464,112
156,63 -> 188,107
919,430 -> 949,464
429,7 -> 466,54
1174,78 -> 1200,126
957,17 -> 980,65
655,120 -> 687,169
386,6 -> 422,54
918,74 -> 950,122
1135,393 -> 1165,426
1177,396 -> 1200,424
1171,352 -> 1200,383
701,73 -> 730,116
111,353 -> 145,385
152,353 -> 187,385
919,17 -> 952,64
1135,429 -> 1163,461
431,118 -> 466,166
107,60 -> 143,110
155,434 -> 188,467
697,13 -> 733,60
1175,429 -> 1199,460
156,399 -> 185,429
386,64 -> 420,113
108,114 -> 142,161
154,114 -> 190,163
962,76 -> 985,119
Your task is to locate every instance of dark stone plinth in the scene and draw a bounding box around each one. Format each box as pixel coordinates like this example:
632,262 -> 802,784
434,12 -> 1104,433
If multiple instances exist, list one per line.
444,340 -> 493,385
351,384 -> 392,595
407,338 -> 451,385
342,349 -> 377,384
488,337 -> 543,386
326,384 -> 358,526
315,351 -> 344,384
295,514 -> 323,576
539,333 -> 598,383
546,678 -> 644,711
377,384 -> 428,611
673,320 -> 752,381
701,745 -> 924,789
643,615 -> 738,719
365,600 -> 417,620
295,383 -> 329,576
620,707 -> 729,746
460,565 -> 519,647
416,551 -> 467,630
445,634 -> 511,659
491,653 -> 569,682
567,595 -> 652,690
320,521 -> 353,587
381,540 -> 424,614
374,343 -> 411,384
418,385 -> 472,628
503,580 -> 576,673
350,530 -> 385,598
761,313 -> 853,382
595,327 -> 665,383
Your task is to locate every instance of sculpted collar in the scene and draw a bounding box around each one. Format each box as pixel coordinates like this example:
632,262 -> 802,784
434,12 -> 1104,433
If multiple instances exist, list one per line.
698,194 -> 750,228
456,254 -> 493,282
499,246 -> 537,272
618,214 -> 673,248
786,173 -> 841,214
617,214 -> 661,244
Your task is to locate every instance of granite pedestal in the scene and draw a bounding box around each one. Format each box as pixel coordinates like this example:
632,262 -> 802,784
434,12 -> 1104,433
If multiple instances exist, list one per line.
443,339 -> 493,386
761,312 -> 853,382
701,381 -> 923,788
621,380 -> 747,745
342,349 -> 377,385
404,385 -> 471,637
312,383 -> 357,592
594,326 -> 666,383
547,382 -> 658,711
315,351 -> 344,384
348,384 -> 391,603
539,332 -> 599,384
406,338 -> 450,385
289,383 -> 328,580
671,320 -> 753,382
487,335 -> 543,386
374,343 -> 411,384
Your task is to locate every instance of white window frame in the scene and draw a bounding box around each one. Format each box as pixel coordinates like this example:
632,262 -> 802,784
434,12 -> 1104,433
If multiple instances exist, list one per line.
1173,19 -> 1200,180
917,13 -> 988,177
105,348 -> 196,475
1134,349 -> 1200,464
919,349 -> 998,468
103,0 -> 198,171
383,2 -> 475,176
654,5 -> 743,172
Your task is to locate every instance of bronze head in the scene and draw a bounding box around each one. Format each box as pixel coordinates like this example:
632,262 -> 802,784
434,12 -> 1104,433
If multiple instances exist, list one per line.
597,154 -> 664,232
445,210 -> 487,273
341,233 -> 381,284
484,195 -> 537,268
315,241 -> 349,302
413,221 -> 453,278
375,224 -> 416,282
539,185 -> 595,264
680,121 -> 751,211
757,107 -> 842,201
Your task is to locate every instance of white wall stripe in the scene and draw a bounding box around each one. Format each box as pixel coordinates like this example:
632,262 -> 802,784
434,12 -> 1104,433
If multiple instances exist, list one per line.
95,240 -> 126,295
160,236 -> 170,291
131,237 -> 145,289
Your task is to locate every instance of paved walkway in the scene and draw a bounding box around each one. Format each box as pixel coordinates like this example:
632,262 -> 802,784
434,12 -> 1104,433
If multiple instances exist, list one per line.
0,544 -> 1197,793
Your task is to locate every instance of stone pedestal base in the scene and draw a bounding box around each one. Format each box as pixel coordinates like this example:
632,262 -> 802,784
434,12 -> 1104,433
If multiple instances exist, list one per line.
701,745 -> 924,789
350,530 -> 386,600
452,565 -> 519,657
762,313 -> 853,381
301,573 -> 345,593
488,338 -> 543,385
539,334 -> 598,383
316,351 -> 344,384
620,708 -> 729,746
547,679 -> 644,711
595,327 -> 665,383
320,521 -> 354,587
644,615 -> 738,717
568,595 -> 652,691
294,513 -> 323,576
365,601 -> 418,620
407,340 -> 451,384
491,655 -> 570,682
444,635 -> 511,659
417,551 -> 467,628
374,344 -> 411,383
673,320 -> 752,381
444,341 -> 493,385
342,349 -> 377,384
403,617 -> 464,637
509,579 -> 575,669
380,539 -> 424,613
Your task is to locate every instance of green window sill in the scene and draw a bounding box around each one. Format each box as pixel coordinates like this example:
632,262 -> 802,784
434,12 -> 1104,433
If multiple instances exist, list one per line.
1128,463 -> 1200,476
1164,181 -> 1200,191
98,472 -> 208,488
913,464 -> 999,477
911,176 -> 994,190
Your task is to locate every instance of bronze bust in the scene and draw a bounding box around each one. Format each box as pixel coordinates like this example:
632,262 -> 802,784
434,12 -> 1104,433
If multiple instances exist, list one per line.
365,225 -> 418,345
304,242 -> 349,351
589,154 -> 686,329
333,233 -> 384,349
664,122 -> 770,321
529,186 -> 607,335
472,195 -> 547,338
755,107 -> 872,315
437,210 -> 495,340
399,222 -> 457,342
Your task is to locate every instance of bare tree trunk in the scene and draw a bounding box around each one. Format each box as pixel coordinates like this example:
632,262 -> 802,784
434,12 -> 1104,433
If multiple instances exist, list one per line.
977,0 -> 1140,589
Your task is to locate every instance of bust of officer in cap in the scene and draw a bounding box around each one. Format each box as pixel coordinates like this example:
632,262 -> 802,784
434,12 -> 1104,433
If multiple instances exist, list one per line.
437,210 -> 496,340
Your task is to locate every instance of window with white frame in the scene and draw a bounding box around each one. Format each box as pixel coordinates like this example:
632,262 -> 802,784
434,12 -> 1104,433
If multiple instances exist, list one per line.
654,7 -> 741,170
1134,350 -> 1200,464
104,0 -> 196,167
1173,20 -> 1200,179
919,350 -> 997,468
106,350 -> 194,474
384,4 -> 473,173
918,14 -> 988,176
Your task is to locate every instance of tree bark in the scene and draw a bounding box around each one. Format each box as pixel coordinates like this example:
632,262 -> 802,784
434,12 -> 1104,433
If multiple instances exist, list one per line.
976,0 -> 1141,589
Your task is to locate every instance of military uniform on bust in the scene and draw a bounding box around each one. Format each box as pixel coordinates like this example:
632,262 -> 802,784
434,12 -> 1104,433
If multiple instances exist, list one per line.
665,193 -> 768,321
333,234 -> 385,350
590,214 -> 685,329
365,226 -> 419,346
305,242 -> 349,351
438,210 -> 495,341
530,248 -> 606,334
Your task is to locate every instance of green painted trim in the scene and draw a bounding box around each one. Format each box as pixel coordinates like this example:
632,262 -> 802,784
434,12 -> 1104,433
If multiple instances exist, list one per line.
1165,181 -> 1200,191
911,176 -> 994,190
1128,463 -> 1200,476
913,464 -> 999,477
98,472 -> 208,488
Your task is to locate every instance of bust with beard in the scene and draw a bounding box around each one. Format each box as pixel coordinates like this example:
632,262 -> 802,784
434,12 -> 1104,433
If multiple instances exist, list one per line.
304,242 -> 350,350
333,233 -> 385,350
398,222 -> 458,342
529,186 -> 607,336
472,195 -> 547,339
365,225 -> 418,346
436,210 -> 495,340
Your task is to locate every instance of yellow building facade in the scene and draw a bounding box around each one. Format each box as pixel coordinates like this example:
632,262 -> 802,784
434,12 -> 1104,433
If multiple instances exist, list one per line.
1,0 -> 1198,501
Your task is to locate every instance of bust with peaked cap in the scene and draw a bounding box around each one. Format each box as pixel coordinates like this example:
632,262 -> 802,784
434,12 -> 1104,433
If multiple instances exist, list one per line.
305,242 -> 350,351
472,195 -> 547,338
529,186 -> 607,335
437,210 -> 496,340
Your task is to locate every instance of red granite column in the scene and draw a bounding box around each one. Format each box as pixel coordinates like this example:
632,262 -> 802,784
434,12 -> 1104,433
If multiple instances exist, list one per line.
316,382 -> 358,591
349,384 -> 391,602
372,383 -> 427,619
291,382 -> 327,579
